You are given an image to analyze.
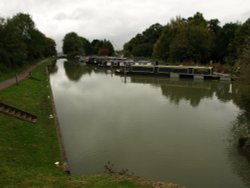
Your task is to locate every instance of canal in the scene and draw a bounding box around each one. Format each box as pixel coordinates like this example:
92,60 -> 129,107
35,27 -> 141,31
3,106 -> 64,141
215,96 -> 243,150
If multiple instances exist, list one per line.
50,59 -> 250,188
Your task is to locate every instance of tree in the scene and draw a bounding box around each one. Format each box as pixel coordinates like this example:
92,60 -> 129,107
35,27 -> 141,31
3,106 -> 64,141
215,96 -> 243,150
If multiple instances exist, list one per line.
216,23 -> 240,63
153,17 -> 185,60
7,13 -> 35,42
91,39 -> 102,54
63,32 -> 82,57
208,19 -> 221,34
237,47 -> 250,83
234,19 -> 250,58
208,19 -> 222,62
45,37 -> 57,57
131,43 -> 152,57
169,25 -> 212,63
3,16 -> 28,66
168,27 -> 190,62
233,47 -> 250,139
186,25 -> 212,63
27,29 -> 47,60
91,39 -> 114,56
123,33 -> 144,55
62,32 -> 115,57
0,13 -> 57,72
187,12 -> 207,27
124,23 -> 163,57
79,37 -> 92,55
0,17 -> 10,70
98,39 -> 114,56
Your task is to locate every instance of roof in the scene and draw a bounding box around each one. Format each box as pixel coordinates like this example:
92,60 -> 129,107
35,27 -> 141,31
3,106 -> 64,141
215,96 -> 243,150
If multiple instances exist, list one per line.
132,65 -> 213,69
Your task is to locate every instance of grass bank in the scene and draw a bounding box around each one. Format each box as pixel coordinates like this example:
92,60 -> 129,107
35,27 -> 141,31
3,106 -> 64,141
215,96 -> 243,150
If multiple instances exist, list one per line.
0,59 -> 184,188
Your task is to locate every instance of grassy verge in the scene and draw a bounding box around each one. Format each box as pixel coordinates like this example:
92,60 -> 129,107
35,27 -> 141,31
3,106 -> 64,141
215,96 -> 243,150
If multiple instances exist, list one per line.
0,59 -> 154,188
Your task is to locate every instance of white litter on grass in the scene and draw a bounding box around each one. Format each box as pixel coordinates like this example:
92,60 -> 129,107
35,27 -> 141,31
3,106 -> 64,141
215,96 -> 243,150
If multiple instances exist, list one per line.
49,114 -> 54,119
54,161 -> 60,167
48,96 -> 50,99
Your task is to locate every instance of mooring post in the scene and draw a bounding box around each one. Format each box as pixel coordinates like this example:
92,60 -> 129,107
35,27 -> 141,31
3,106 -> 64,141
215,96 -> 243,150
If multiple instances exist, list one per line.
15,74 -> 18,85
124,64 -> 127,75
124,64 -> 127,83
111,61 -> 113,69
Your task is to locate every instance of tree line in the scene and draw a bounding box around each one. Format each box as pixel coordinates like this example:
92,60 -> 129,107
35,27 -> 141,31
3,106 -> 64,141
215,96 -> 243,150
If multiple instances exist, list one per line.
0,13 -> 57,73
123,12 -> 250,65
62,32 -> 114,57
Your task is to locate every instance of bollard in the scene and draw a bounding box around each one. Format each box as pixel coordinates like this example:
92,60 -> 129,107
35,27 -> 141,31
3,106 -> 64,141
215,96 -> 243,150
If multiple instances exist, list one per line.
15,74 -> 18,85
124,65 -> 126,75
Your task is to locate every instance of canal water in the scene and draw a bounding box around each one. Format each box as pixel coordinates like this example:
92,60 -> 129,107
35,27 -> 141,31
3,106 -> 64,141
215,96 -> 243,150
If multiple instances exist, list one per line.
50,59 -> 250,188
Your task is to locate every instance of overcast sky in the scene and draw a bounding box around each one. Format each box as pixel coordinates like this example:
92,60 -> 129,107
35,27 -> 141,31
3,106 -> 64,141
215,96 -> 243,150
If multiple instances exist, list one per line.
1,0 -> 249,51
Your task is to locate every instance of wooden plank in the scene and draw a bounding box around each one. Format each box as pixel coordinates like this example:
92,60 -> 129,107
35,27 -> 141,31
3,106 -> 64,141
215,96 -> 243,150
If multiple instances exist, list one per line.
0,102 -> 37,123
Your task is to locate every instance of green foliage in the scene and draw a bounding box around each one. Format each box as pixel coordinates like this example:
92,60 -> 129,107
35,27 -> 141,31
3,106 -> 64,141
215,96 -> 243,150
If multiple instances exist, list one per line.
233,48 -> 250,143
237,47 -> 250,83
131,43 -> 152,57
91,39 -> 114,56
211,23 -> 239,63
62,32 -> 83,57
91,39 -> 102,54
97,39 -> 114,56
153,24 -> 178,60
169,25 -> 212,63
0,13 -> 56,73
27,29 -> 47,60
124,23 -> 163,57
80,36 -> 92,55
45,37 -> 57,57
234,18 -> 250,59
62,33 -> 115,57
152,14 -> 212,63
208,19 -> 220,34
187,12 -> 207,27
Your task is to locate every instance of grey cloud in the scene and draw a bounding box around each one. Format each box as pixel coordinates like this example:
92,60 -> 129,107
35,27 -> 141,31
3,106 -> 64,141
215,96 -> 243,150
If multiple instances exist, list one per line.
54,13 -> 67,20
241,10 -> 250,22
70,8 -> 96,20
54,8 -> 96,21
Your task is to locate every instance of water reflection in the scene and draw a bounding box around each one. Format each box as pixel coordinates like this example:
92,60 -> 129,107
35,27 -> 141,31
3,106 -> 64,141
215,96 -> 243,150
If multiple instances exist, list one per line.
50,61 -> 250,188
62,64 -> 235,108
229,82 -> 250,187
64,61 -> 91,81
125,76 -> 234,107
47,59 -> 58,75
227,143 -> 250,187
231,84 -> 250,147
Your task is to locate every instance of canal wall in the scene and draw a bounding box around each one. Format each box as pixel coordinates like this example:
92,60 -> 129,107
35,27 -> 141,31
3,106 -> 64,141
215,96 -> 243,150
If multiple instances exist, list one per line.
47,66 -> 70,174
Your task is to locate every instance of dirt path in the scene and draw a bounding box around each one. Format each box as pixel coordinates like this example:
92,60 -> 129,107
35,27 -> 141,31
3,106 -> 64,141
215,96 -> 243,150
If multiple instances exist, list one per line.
0,60 -> 45,90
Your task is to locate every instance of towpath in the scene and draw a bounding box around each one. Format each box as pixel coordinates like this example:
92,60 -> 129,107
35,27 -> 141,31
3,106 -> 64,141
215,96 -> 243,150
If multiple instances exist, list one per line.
0,60 -> 46,90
